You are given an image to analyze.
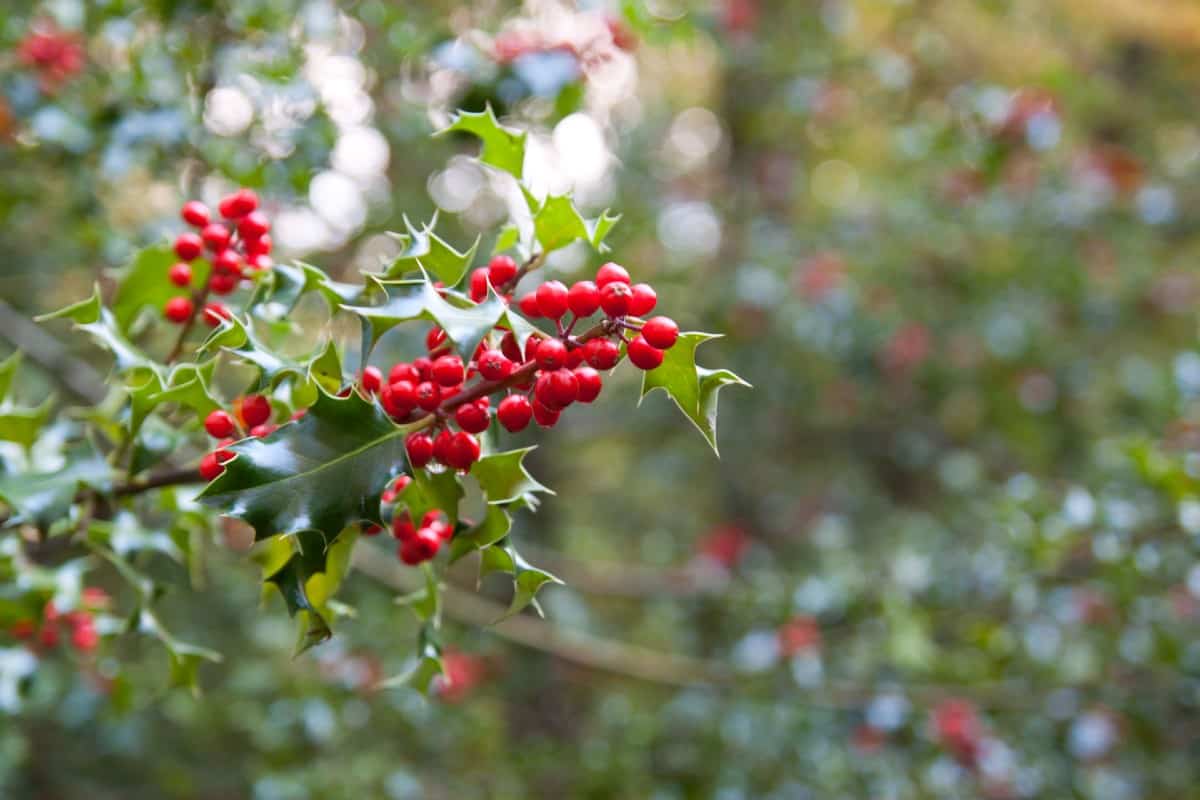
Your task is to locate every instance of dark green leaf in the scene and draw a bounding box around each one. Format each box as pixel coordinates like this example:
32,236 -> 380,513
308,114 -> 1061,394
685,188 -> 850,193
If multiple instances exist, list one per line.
435,104 -> 527,178
380,216 -> 479,286
111,245 -> 210,332
470,447 -> 553,505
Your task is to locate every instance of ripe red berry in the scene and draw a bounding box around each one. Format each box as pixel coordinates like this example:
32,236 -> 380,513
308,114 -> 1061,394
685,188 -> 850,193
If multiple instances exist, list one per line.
629,283 -> 657,316
174,232 -> 203,262
210,272 -> 238,295
497,395 -> 533,432
415,381 -> 441,411
168,262 -> 193,287
361,366 -> 383,394
574,367 -> 602,402
244,234 -> 272,257
584,338 -> 620,369
432,355 -> 465,387
469,267 -> 489,302
455,402 -> 490,434
249,423 -> 277,438
240,394 -> 272,427
392,513 -> 417,542
413,357 -> 433,381
536,280 -> 569,319
445,431 -> 481,469
164,296 -> 193,323
534,338 -> 567,370
389,362 -> 420,384
213,249 -> 242,274
518,292 -> 542,318
181,201 -> 210,228
238,211 -> 270,239
565,346 -> 585,369
205,409 -> 236,438
433,428 -> 454,464
399,527 -> 441,565
568,280 -> 601,317
199,449 -> 234,481
248,254 -> 273,271
532,400 -> 561,427
536,368 -> 578,409
202,302 -> 231,328
627,335 -> 664,370
405,432 -> 434,468
499,331 -> 523,363
391,474 -> 413,495
642,316 -> 679,350
220,188 -> 258,219
476,348 -> 512,381
382,380 -> 416,417
201,223 -> 231,252
70,618 -> 98,652
426,327 -> 447,352
363,523 -> 384,536
600,282 -> 632,317
596,262 -> 631,288
488,254 -> 519,287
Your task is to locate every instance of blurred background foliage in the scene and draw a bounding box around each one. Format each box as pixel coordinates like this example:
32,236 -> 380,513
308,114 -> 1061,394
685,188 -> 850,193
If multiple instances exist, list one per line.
4,0 -> 1200,797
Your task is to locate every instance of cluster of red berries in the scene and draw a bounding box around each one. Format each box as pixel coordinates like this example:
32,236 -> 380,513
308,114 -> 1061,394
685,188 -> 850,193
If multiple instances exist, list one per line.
8,589 -> 108,654
362,475 -> 455,565
164,188 -> 273,327
198,394 -> 277,481
18,22 -> 84,90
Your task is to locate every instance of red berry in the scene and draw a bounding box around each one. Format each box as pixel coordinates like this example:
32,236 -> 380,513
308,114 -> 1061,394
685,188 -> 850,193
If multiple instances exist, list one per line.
201,223 -> 231,252
565,346 -> 585,369
629,283 -> 657,316
497,395 -> 533,432
538,368 -> 579,409
426,327 -> 447,352
567,280 -> 601,317
500,331 -> 523,363
248,254 -> 273,271
362,366 -> 383,394
415,381 -> 441,411
238,211 -> 270,239
518,292 -> 542,317
202,302 -> 231,328
534,338 -> 567,370
363,523 -> 384,536
389,362 -> 420,384
210,272 -> 238,295
584,338 -> 620,369
220,188 -> 258,219
532,400 -> 561,427
536,280 -> 569,319
488,254 -> 519,286
445,431 -> 481,469
164,296 -> 193,323
174,232 -> 203,261
249,423 -> 277,438
469,267 -> 489,302
413,357 -> 433,380
432,428 -> 454,465
168,262 -> 193,287
181,201 -> 210,228
204,409 -> 236,438
627,335 -> 664,370
595,262 -> 631,288
391,474 -> 413,494
476,348 -> 512,381
405,432 -> 434,468
382,380 -> 416,418
600,282 -> 632,317
240,394 -> 272,427
574,367 -> 602,402
70,618 -> 98,652
39,624 -> 59,649
199,449 -> 233,481
213,249 -> 242,274
432,355 -> 465,387
392,512 -> 417,541
455,402 -> 490,434
642,316 -> 679,350
244,234 -> 272,257
399,527 -> 441,565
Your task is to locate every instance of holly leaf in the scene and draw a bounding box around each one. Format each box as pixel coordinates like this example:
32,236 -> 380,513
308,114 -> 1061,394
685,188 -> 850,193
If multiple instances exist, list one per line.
436,104 -> 527,178
379,640 -> 444,693
137,609 -> 222,694
111,245 -> 211,332
448,505 -> 511,563
587,210 -> 621,252
398,467 -> 465,528
0,352 -> 19,402
198,391 -> 421,541
252,261 -> 366,318
470,447 -> 552,505
0,446 -> 112,529
479,541 -> 562,621
37,286 -> 162,379
639,332 -> 750,455
395,563 -> 441,624
524,191 -> 618,254
380,216 -> 479,286
0,397 -> 52,451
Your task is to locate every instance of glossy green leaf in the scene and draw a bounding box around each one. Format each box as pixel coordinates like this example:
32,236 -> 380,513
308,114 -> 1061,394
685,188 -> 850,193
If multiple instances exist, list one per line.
436,104 -> 527,178
470,447 -> 552,505
398,467 -> 465,528
0,396 -> 52,450
448,504 -> 511,563
478,541 -> 562,621
640,332 -> 750,455
381,216 -> 479,286
252,261 -> 366,318
37,285 -> 162,379
198,390 -> 423,541
111,245 -> 210,332
0,447 -> 111,529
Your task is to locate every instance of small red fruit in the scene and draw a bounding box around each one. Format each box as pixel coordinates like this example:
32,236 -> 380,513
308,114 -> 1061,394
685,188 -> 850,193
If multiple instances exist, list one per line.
399,527 -> 441,565
389,362 -> 420,384
213,249 -> 242,274
627,335 -> 664,370
413,356 -> 433,380
629,283 -> 657,316
500,331 -> 523,363
595,262 -> 631,288
202,302 -> 231,327
584,338 -> 620,369
497,395 -> 533,432
432,355 -> 465,387
455,402 -> 490,434
469,267 -> 489,302
240,394 -> 272,427
164,296 -> 193,323
204,409 -> 236,438
537,368 -> 579,409
642,316 -> 679,350
405,432 -> 434,468
168,262 -> 192,287
518,292 -> 542,318
600,282 -> 632,317
238,211 -> 270,239
532,400 -> 561,427
221,188 -> 258,219
174,232 -> 203,262
534,338 -> 567,370
433,428 -> 455,465
567,280 -> 600,317
476,348 -> 512,381
210,272 -> 238,295
361,366 -> 383,394
199,450 -> 230,481
574,367 -> 602,402
382,380 -> 416,418
244,234 -> 272,257
392,512 -> 417,542
181,201 -> 210,228
426,327 -> 447,351
415,382 -> 442,411
536,280 -> 569,319
488,254 -> 519,287
445,431 -> 481,469
201,223 -> 231,252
